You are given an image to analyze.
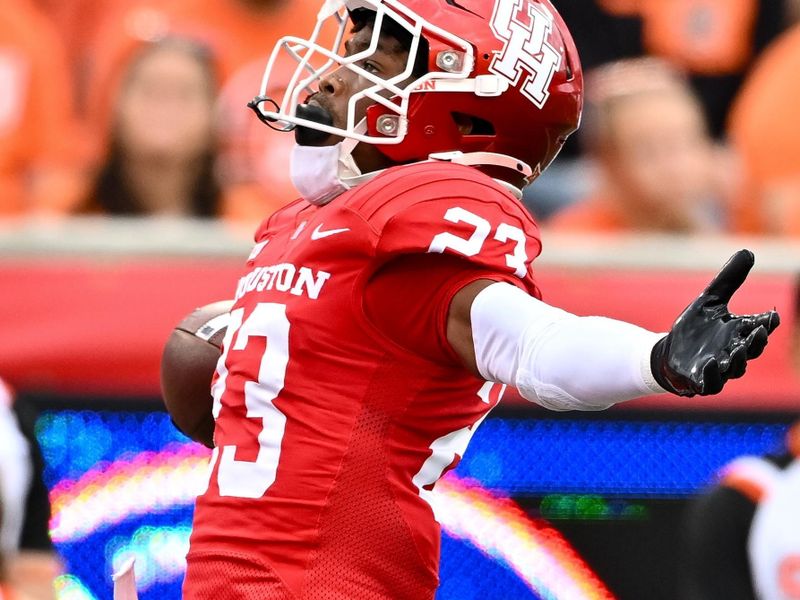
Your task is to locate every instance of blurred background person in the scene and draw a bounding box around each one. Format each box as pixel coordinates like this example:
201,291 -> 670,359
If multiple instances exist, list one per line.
72,35 -> 269,227
25,0 -> 133,111
83,0 -> 316,90
135,0 -> 319,217
545,58 -> 734,233
0,0 -> 84,218
28,0 -> 314,107
553,0 -> 792,138
678,420 -> 800,599
76,36 -> 226,219
727,22 -> 800,236
526,0 -> 792,220
0,378 -> 59,600
71,0 -> 320,223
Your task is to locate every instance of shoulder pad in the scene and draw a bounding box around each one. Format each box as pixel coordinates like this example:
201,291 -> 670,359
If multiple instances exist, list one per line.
347,163 -> 541,292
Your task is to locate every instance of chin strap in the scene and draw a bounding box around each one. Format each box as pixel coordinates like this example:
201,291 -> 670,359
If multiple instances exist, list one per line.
427,151 -> 533,199
337,122 -> 533,200
427,151 -> 533,178
338,123 -> 387,190
340,152 -> 531,200
338,133 -> 363,179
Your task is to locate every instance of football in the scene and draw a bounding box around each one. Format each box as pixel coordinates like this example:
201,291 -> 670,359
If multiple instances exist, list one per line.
160,300 -> 233,448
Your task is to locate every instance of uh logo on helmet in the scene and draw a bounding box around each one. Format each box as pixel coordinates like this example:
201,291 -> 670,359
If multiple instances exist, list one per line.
488,0 -> 562,109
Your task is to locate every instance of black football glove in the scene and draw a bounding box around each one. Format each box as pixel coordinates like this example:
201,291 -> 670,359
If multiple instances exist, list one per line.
650,249 -> 780,397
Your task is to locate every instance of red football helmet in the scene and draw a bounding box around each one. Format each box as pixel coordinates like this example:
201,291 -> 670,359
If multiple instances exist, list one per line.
251,0 -> 583,184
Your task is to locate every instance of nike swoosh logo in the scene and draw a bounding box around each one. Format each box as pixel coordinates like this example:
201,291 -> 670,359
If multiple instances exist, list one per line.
311,224 -> 350,240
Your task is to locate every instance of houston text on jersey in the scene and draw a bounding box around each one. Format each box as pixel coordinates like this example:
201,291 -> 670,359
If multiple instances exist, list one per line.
234,263 -> 332,301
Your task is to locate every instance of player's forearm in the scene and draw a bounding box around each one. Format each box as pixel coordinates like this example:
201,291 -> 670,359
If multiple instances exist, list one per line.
470,282 -> 666,410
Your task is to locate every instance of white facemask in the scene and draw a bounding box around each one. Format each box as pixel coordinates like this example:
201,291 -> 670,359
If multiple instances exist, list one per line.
290,142 -> 363,206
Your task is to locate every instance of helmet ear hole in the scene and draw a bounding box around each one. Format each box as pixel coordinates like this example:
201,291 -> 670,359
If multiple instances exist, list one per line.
451,112 -> 494,136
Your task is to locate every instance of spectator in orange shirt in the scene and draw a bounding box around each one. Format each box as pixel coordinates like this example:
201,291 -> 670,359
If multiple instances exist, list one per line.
79,0 -> 319,220
27,0 -> 134,108
75,35 -> 266,226
727,23 -> 800,236
153,0 -> 316,77
556,0 -> 790,138
0,0 -> 84,217
523,1 -> 786,222
547,58 -> 733,234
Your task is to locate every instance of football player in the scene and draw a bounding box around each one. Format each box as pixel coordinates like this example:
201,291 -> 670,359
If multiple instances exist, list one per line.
0,377 -> 60,599
678,422 -> 800,599
181,1 -> 780,598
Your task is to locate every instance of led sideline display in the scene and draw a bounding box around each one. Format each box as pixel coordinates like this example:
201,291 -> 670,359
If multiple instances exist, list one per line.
36,411 -> 789,599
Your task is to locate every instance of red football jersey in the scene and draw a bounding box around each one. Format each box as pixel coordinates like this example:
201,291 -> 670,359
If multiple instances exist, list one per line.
184,162 -> 542,600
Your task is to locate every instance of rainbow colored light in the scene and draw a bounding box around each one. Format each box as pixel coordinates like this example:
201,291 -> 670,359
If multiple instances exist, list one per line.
53,574 -> 98,600
50,443 -> 210,543
50,444 -> 613,599
434,477 -> 615,599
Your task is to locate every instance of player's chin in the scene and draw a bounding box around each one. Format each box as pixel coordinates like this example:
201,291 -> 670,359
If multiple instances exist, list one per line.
294,125 -> 343,147
295,102 -> 339,146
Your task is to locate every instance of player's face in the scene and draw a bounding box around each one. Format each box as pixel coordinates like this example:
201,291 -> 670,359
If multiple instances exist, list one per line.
299,22 -> 411,172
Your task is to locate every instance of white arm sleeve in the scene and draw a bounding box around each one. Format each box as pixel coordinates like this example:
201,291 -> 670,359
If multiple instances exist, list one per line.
471,282 -> 667,411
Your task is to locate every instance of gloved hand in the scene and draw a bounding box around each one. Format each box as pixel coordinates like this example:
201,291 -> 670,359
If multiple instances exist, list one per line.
651,249 -> 780,397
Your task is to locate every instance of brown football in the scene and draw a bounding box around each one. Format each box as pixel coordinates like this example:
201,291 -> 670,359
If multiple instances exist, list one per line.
160,300 -> 234,448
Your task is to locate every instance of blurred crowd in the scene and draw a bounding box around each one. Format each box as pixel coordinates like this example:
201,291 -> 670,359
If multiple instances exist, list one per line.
4,0 -> 800,235
2,0 -> 315,231
531,0 -> 800,235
